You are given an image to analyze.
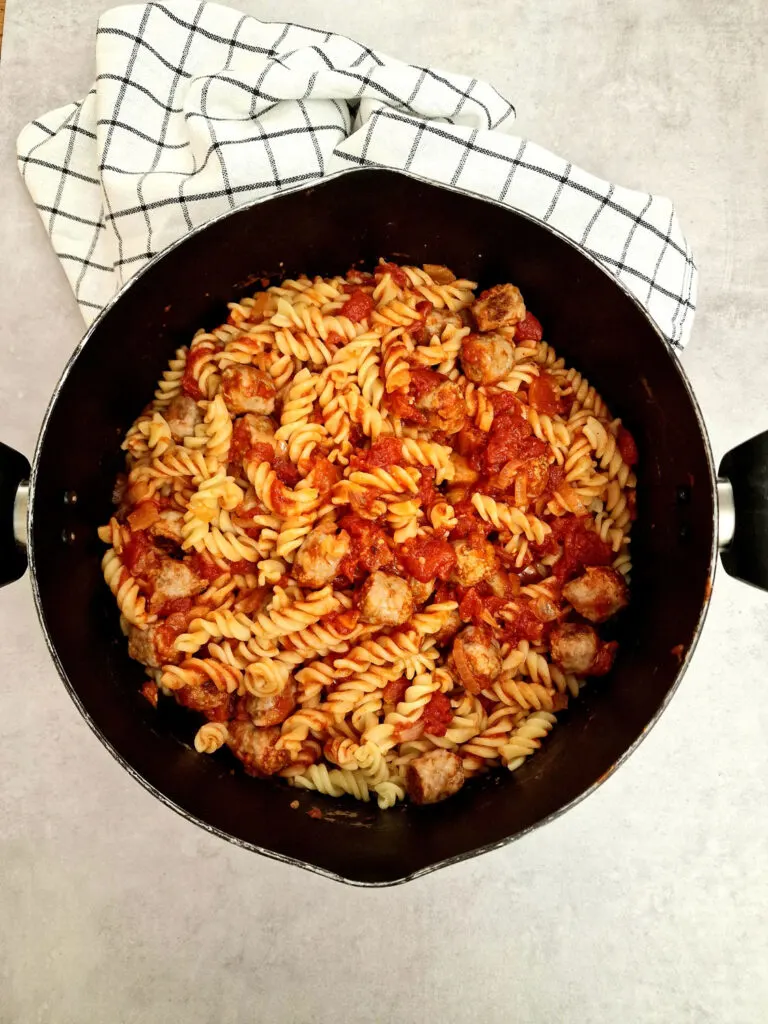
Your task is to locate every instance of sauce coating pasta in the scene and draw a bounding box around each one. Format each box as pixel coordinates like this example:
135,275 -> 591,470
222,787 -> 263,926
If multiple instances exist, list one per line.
99,262 -> 636,808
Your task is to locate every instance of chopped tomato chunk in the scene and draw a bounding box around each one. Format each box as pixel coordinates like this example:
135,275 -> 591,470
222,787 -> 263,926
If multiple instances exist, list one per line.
499,604 -> 545,645
353,438 -> 404,469
123,530 -> 159,576
528,373 -> 562,416
340,290 -> 374,323
382,677 -> 409,705
338,516 -> 394,576
422,692 -> 453,737
458,586 -> 505,626
484,412 -> 548,473
551,518 -> 613,582
617,427 -> 639,466
515,311 -> 543,342
398,536 -> 457,583
245,443 -> 275,467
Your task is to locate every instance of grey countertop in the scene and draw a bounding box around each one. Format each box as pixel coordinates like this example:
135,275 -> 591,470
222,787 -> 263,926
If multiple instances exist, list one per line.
1,2 -> 767,1022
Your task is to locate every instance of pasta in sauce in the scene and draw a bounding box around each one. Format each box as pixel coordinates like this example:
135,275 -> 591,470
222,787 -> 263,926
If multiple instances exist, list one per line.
99,261 -> 637,808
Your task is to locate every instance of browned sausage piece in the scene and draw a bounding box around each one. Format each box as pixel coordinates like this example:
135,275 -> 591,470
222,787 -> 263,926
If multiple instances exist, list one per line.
460,332 -> 516,385
408,577 -> 435,606
433,608 -> 462,646
243,681 -> 297,727
148,559 -> 205,613
452,625 -> 502,693
176,678 -> 234,722
128,624 -> 180,668
415,381 -> 467,435
562,567 -> 629,623
423,308 -> 464,341
220,366 -> 277,416
450,537 -> 497,588
165,394 -> 202,440
550,622 -> 598,674
406,749 -> 465,804
236,412 -> 277,447
226,722 -> 290,776
550,623 -> 618,677
292,523 -> 351,588
149,509 -> 185,546
471,283 -> 526,332
358,571 -> 414,627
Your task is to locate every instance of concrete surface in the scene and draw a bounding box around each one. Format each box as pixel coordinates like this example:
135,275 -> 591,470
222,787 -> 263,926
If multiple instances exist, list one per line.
1,1 -> 767,1022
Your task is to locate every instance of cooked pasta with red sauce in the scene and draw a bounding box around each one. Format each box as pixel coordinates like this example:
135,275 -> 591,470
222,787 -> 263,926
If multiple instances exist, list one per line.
98,261 -> 636,808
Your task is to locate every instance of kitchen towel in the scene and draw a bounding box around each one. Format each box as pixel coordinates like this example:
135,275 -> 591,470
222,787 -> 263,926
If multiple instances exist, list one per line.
17,0 -> 696,347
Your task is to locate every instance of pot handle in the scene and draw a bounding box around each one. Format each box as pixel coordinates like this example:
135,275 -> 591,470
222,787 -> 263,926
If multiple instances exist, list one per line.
0,442 -> 30,587
718,430 -> 768,591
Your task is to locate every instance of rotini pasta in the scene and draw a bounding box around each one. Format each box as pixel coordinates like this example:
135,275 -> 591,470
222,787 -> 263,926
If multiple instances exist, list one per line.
100,262 -> 636,807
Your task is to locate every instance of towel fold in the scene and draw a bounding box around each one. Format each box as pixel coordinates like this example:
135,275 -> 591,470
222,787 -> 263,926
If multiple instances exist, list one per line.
17,0 -> 696,347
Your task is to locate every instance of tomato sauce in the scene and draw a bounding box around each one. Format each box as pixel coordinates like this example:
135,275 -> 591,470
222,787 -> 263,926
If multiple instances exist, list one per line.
325,330 -> 347,349
123,530 -> 159,576
489,391 -> 523,416
422,692 -> 453,736
449,501 -> 493,541
398,536 -> 456,583
434,580 -> 458,605
340,290 -> 374,323
273,455 -> 300,487
383,389 -> 427,425
244,442 -> 275,468
338,516 -> 394,576
590,641 -> 618,676
484,412 -> 548,473
189,552 -> 225,582
307,456 -> 339,496
409,299 -> 433,343
157,596 -> 193,617
416,466 -> 439,512
550,518 -> 613,581
382,677 -> 409,705
455,425 -> 487,468
458,586 -> 506,626
499,604 -> 545,645
323,609 -> 360,636
374,261 -> 408,289
409,367 -> 445,400
225,558 -> 256,575
352,437 -> 403,470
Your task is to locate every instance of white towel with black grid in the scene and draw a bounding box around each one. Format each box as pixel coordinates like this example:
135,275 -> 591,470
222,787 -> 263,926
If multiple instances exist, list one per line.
16,0 -> 696,347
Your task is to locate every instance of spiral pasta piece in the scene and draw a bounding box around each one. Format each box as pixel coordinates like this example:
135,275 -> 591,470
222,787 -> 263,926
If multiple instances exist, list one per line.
471,493 -> 551,543
583,417 -> 636,488
501,712 -> 557,771
101,549 -> 154,627
194,722 -> 229,754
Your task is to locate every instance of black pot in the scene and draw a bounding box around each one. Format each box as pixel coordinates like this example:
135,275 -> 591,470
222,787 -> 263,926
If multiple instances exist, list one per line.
2,168 -> 765,885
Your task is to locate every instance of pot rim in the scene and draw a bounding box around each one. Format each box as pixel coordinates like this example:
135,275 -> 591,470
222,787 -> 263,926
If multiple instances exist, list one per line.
26,166 -> 719,885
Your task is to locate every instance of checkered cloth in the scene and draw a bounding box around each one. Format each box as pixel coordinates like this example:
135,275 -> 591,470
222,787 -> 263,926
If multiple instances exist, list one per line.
17,1 -> 696,348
